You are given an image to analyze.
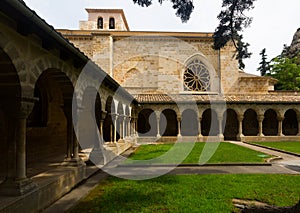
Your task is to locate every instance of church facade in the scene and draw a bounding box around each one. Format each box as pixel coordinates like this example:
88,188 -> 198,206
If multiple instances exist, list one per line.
59,9 -> 300,143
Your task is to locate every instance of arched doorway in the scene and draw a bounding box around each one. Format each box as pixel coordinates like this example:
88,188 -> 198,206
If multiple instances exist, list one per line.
79,87 -> 101,150
160,109 -> 178,136
0,48 -> 21,181
137,109 -> 157,137
263,109 -> 278,136
283,109 -> 298,135
243,109 -> 258,136
26,69 -> 74,176
201,109 -> 218,136
181,109 -> 198,136
223,109 -> 239,140
103,96 -> 115,143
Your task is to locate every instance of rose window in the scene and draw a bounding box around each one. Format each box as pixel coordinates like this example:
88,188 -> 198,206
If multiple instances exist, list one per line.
183,59 -> 210,91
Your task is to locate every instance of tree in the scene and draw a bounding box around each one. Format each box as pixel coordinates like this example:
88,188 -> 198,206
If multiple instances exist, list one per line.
132,0 -> 194,22
268,56 -> 300,90
257,48 -> 269,76
213,0 -> 256,69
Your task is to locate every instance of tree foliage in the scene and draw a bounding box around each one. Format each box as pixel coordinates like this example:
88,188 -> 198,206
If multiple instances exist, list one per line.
132,0 -> 194,22
268,56 -> 300,90
257,48 -> 269,76
213,0 -> 256,69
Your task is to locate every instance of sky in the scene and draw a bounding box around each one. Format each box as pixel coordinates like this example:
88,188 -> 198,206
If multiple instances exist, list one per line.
23,0 -> 300,75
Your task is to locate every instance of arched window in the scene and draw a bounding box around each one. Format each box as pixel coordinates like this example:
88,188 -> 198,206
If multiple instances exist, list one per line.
183,57 -> 210,92
109,17 -> 115,29
97,17 -> 103,29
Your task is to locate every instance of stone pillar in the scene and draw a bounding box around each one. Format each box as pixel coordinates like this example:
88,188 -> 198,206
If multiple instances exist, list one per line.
278,116 -> 284,136
257,114 -> 264,137
177,117 -> 182,137
198,117 -> 202,138
112,114 -> 118,143
155,111 -> 161,137
62,104 -> 84,166
0,100 -> 37,195
237,114 -> 244,141
217,114 -> 224,141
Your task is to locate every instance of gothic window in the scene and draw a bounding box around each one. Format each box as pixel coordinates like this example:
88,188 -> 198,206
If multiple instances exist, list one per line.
183,58 -> 210,92
97,17 -> 103,29
109,17 -> 115,29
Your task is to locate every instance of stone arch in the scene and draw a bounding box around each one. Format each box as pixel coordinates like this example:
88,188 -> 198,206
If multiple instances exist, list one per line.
137,109 -> 157,137
26,68 -> 74,176
160,109 -> 178,136
263,109 -> 278,136
103,96 -> 115,142
283,109 -> 298,135
201,109 -> 218,136
123,68 -> 143,87
0,47 -> 22,181
181,109 -> 198,136
223,109 -> 239,140
29,56 -> 76,95
243,109 -> 259,136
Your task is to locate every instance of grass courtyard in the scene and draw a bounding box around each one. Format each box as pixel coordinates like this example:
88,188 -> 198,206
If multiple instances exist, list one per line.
70,174 -> 300,212
251,141 -> 300,154
127,142 -> 272,164
69,142 -> 300,212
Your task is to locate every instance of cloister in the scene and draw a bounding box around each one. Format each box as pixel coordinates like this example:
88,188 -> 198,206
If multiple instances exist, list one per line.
0,1 -> 300,212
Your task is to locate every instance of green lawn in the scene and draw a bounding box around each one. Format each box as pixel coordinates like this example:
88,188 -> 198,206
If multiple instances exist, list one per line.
251,141 -> 300,154
70,174 -> 300,213
127,142 -> 272,164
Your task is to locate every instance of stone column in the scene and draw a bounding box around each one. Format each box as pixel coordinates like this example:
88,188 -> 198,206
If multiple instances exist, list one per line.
177,117 -> 182,137
112,114 -> 118,143
277,116 -> 284,136
237,114 -> 244,141
257,114 -> 264,137
0,100 -> 37,195
198,117 -> 202,138
62,104 -> 84,166
217,114 -> 224,141
155,111 -> 161,137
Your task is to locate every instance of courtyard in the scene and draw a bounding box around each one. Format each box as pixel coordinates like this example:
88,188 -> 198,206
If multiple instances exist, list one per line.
42,141 -> 300,212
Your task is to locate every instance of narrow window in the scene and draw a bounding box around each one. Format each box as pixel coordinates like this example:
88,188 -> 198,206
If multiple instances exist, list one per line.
97,17 -> 103,29
109,17 -> 115,29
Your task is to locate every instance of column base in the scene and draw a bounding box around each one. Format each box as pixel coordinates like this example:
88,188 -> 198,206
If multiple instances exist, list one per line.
88,148 -> 105,166
218,134 -> 224,141
61,157 -> 86,167
0,178 -> 37,196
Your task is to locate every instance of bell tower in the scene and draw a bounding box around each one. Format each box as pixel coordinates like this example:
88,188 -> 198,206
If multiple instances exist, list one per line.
79,8 -> 130,31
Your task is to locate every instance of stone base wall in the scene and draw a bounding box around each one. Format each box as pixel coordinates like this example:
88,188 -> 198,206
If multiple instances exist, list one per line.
242,136 -> 300,142
0,165 -> 86,213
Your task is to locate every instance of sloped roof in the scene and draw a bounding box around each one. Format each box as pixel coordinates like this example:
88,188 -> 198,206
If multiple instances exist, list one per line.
135,93 -> 300,104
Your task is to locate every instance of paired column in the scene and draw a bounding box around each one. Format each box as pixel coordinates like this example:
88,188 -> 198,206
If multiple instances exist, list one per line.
277,115 -> 284,136
155,111 -> 161,137
217,113 -> 224,141
237,114 -> 244,140
198,117 -> 202,139
0,100 -> 37,195
177,117 -> 182,137
62,103 -> 84,166
257,114 -> 264,137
